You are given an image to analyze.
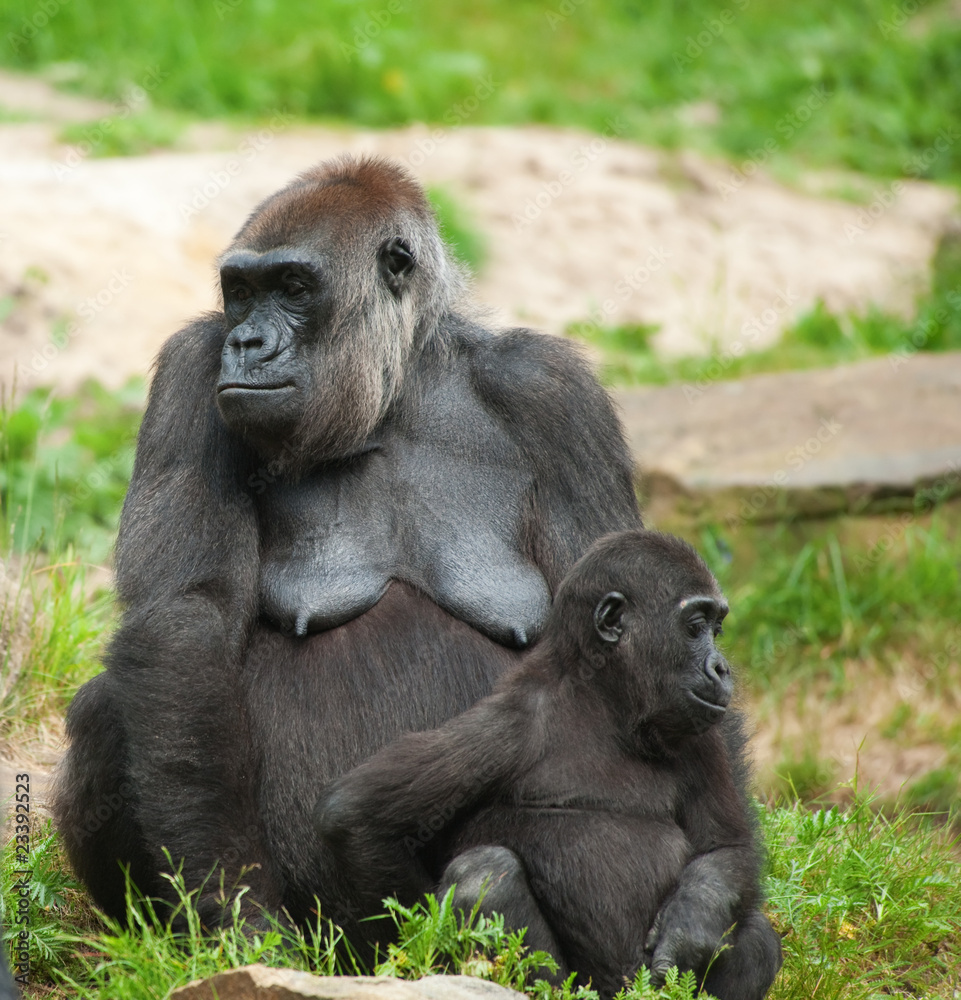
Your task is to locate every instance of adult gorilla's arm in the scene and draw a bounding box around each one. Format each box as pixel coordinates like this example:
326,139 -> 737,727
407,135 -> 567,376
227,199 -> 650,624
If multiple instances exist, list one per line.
107,317 -> 280,917
315,691 -> 537,914
116,316 -> 257,611
644,730 -> 760,984
473,331 -> 641,591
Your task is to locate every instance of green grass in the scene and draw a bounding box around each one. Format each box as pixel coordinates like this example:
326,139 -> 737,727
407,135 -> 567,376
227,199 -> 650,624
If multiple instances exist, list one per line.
0,551 -> 110,737
765,798 -> 961,999
3,800 -> 959,998
0,379 -> 144,561
58,108 -> 186,158
689,512 -> 961,694
0,381 -> 139,733
2,2 -> 961,185
573,230 -> 961,388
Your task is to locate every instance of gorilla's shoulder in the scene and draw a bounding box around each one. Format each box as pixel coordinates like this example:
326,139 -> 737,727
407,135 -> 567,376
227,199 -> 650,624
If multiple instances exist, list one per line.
156,312 -> 229,371
456,322 -> 635,502
462,323 -> 610,419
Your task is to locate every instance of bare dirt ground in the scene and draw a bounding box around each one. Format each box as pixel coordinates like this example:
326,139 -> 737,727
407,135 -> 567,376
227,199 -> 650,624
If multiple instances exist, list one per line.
2,68 -> 957,394
2,69 -> 959,809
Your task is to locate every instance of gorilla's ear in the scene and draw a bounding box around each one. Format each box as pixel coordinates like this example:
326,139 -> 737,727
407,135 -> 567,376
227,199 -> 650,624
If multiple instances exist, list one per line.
379,237 -> 416,296
593,592 -> 626,645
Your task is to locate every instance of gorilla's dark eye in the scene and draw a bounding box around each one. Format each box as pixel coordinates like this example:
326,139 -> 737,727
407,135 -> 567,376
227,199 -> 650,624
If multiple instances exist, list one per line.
284,274 -> 308,297
713,622 -> 724,638
686,617 -> 705,639
231,284 -> 252,303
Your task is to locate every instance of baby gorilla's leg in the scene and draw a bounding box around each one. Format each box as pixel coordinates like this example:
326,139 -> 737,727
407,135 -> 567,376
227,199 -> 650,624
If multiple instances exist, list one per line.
701,909 -> 782,1000
440,846 -> 568,983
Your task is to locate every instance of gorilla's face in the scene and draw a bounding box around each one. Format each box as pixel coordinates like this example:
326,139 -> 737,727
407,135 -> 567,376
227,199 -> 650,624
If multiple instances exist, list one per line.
216,214 -> 420,471
212,159 -> 460,474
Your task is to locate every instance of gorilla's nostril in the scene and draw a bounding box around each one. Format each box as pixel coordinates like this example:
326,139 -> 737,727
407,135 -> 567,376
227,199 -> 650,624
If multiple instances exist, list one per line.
705,653 -> 729,680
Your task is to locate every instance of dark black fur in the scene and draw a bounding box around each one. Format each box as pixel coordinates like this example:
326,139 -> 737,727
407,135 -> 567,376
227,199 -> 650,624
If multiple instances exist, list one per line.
52,156 -> 641,933
316,531 -> 782,999
0,926 -> 15,1000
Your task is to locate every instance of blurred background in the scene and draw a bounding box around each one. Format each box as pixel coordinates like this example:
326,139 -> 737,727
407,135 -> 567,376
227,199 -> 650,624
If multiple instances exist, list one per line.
1,2 -> 961,996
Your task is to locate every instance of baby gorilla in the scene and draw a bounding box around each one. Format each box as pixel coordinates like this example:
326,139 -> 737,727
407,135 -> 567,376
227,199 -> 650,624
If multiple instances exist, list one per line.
315,530 -> 781,999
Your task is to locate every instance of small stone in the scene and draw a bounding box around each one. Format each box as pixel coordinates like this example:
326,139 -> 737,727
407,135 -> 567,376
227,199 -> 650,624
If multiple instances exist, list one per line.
412,976 -> 523,1000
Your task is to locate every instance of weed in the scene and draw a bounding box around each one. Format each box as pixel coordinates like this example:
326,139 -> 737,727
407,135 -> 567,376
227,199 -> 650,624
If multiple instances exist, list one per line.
763,797 -> 961,998
0,821 -> 91,985
376,889 -> 557,989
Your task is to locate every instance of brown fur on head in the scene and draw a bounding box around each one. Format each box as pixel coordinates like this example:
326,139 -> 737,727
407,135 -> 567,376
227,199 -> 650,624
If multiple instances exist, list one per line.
216,155 -> 466,472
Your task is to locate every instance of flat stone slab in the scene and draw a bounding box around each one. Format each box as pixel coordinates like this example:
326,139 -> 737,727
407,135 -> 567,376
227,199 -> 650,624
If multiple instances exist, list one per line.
615,350 -> 961,518
171,969 -> 524,1000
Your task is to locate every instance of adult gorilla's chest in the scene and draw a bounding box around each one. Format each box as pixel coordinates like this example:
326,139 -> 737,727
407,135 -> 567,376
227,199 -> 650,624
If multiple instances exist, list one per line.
254,365 -> 552,649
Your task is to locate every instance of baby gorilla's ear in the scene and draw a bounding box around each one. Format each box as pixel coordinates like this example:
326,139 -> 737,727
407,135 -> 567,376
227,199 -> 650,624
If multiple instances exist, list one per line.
593,592 -> 626,645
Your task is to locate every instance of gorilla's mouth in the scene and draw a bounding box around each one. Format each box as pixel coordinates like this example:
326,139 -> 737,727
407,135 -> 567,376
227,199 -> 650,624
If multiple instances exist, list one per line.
218,382 -> 296,393
216,383 -> 302,438
687,690 -> 728,717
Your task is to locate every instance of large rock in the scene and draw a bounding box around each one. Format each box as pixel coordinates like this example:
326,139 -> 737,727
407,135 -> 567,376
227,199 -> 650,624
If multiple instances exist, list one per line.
170,969 -> 525,1000
616,351 -> 961,522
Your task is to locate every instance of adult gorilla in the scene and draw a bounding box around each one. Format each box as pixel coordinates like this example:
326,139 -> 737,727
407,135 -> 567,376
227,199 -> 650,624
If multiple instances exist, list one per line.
54,155 -> 641,931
